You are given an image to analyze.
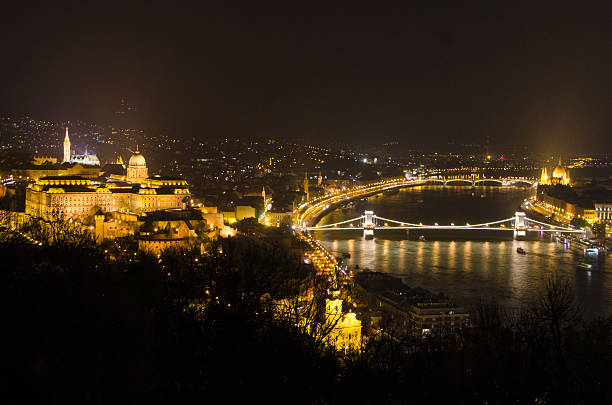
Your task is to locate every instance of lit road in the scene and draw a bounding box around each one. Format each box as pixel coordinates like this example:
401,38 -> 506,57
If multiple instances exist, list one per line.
294,177 -> 422,229
293,177 -> 423,281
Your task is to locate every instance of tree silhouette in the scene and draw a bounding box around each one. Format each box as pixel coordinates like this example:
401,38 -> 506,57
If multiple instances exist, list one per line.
2,219 -> 612,404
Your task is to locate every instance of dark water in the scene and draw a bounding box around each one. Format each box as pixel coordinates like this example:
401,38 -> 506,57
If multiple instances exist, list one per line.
314,186 -> 612,318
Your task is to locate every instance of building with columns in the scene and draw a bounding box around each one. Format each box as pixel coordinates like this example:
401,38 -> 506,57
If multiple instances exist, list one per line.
594,201 -> 612,226
126,147 -> 148,182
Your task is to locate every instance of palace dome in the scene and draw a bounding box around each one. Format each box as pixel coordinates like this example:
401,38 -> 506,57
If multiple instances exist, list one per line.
129,152 -> 146,167
552,160 -> 566,179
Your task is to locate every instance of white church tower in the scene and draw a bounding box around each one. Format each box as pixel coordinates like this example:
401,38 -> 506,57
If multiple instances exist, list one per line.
63,127 -> 71,163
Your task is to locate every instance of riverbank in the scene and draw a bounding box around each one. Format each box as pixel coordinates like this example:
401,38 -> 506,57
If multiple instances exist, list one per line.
352,270 -> 470,337
317,186 -> 612,318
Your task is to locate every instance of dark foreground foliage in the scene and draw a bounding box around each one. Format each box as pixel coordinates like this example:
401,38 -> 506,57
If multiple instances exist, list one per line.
2,238 -> 612,404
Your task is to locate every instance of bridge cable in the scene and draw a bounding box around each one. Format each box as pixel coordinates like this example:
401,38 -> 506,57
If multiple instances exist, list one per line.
309,216 -> 366,229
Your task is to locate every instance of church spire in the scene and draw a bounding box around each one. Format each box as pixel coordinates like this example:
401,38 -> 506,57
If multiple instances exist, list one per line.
540,166 -> 549,185
262,185 -> 267,213
63,127 -> 71,163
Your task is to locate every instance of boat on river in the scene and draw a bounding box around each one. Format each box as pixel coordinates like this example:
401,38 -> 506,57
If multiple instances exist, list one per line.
576,263 -> 593,271
585,247 -> 600,256
516,247 -> 526,254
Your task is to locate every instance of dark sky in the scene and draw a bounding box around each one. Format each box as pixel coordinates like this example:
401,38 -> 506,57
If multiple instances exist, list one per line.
2,3 -> 612,152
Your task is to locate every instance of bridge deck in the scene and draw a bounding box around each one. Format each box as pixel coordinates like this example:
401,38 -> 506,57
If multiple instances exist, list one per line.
307,226 -> 582,232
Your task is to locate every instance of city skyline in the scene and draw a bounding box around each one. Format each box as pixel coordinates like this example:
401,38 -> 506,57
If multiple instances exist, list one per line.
3,4 -> 612,403
3,4 -> 612,152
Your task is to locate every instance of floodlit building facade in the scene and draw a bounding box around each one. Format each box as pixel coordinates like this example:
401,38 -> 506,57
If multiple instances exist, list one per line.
126,147 -> 148,182
12,163 -> 101,181
540,157 -> 571,186
63,127 -> 100,166
594,201 -> 612,226
25,148 -> 190,220
536,190 -> 596,224
324,297 -> 362,352
137,220 -> 195,256
265,210 -> 292,227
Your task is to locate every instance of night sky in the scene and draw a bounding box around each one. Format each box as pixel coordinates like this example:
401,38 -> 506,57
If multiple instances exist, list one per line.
3,3 -> 612,152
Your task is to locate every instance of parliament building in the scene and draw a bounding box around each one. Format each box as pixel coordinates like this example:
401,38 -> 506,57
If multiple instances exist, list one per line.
539,157 -> 571,186
26,145 -> 190,220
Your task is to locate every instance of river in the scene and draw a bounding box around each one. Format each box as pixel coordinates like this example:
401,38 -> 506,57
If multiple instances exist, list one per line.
314,185 -> 612,318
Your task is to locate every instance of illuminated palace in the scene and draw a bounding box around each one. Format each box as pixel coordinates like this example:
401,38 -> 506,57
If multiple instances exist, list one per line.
26,145 -> 190,220
539,157 -> 571,186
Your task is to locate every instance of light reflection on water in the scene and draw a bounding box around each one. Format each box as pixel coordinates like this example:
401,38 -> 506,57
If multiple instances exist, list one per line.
315,186 -> 612,318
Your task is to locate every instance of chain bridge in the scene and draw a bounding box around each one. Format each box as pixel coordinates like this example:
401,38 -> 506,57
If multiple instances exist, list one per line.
305,211 -> 584,239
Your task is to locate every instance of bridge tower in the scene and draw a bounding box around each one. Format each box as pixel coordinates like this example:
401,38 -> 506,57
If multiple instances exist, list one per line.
514,211 -> 526,239
363,210 -> 375,239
